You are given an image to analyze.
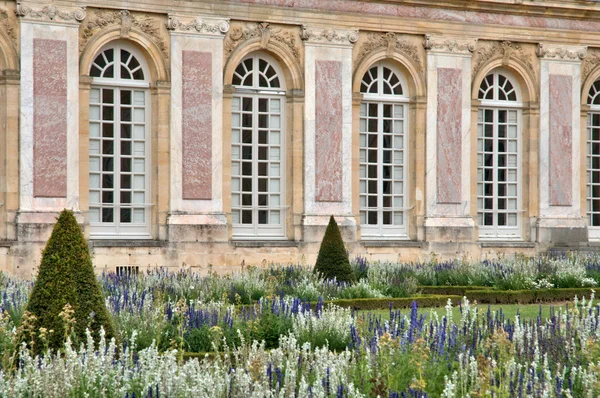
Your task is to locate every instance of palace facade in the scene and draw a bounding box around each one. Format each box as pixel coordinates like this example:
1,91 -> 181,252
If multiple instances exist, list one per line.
1,0 -> 600,276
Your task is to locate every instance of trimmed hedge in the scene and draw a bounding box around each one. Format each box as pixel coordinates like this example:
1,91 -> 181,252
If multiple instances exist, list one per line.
322,295 -> 462,310
419,286 -> 490,296
314,216 -> 356,283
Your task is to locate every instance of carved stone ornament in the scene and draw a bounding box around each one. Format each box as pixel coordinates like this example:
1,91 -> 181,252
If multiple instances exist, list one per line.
536,43 -> 587,61
16,2 -> 86,22
354,32 -> 422,72
0,8 -> 17,47
423,34 -> 477,55
224,22 -> 300,61
583,52 -> 600,85
472,41 -> 535,81
80,9 -> 168,59
300,25 -> 358,45
166,14 -> 230,35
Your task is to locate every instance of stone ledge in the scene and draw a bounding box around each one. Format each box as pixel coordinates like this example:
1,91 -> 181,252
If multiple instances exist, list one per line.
89,240 -> 167,248
362,240 -> 424,248
0,240 -> 17,247
233,240 -> 300,248
478,241 -> 536,249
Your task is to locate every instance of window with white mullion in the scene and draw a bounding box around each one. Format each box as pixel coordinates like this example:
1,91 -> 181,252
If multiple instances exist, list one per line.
359,62 -> 408,239
89,43 -> 150,238
231,53 -> 285,238
585,80 -> 600,238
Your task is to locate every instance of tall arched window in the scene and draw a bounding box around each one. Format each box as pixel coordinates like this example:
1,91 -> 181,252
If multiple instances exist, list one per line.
586,81 -> 600,238
88,42 -> 151,238
231,53 -> 286,238
477,70 -> 522,239
359,62 -> 409,239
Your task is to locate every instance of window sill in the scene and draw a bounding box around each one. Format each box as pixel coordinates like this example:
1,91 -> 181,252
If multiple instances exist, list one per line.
478,241 -> 535,249
362,240 -> 424,248
233,240 -> 299,248
89,240 -> 167,248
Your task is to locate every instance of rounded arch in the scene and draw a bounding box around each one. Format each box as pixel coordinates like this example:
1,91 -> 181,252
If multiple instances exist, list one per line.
0,31 -> 18,71
471,58 -> 537,104
582,67 -> 600,108
80,25 -> 169,82
353,49 -> 425,99
224,40 -> 303,90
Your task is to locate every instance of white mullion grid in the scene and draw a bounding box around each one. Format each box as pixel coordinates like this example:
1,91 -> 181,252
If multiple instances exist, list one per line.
587,111 -> 600,238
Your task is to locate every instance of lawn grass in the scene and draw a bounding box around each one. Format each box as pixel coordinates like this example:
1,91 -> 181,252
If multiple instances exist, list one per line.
361,302 -> 570,322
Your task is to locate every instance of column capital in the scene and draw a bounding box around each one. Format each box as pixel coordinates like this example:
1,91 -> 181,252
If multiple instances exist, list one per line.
166,14 -> 229,37
536,43 -> 587,62
300,25 -> 358,47
16,1 -> 86,25
423,34 -> 477,56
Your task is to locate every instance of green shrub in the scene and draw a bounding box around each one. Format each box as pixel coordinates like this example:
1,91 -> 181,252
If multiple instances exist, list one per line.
313,216 -> 356,284
24,209 -> 114,353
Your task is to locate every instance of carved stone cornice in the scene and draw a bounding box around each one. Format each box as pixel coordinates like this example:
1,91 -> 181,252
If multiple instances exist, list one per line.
224,22 -> 300,61
300,25 -> 358,46
423,35 -> 477,55
583,52 -> 600,85
536,43 -> 586,61
0,8 -> 17,48
166,14 -> 229,36
354,32 -> 422,72
472,41 -> 535,81
16,2 -> 86,23
80,9 -> 168,60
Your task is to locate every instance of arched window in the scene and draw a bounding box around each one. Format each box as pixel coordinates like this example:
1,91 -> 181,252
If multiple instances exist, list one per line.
359,63 -> 409,238
476,70 -> 521,239
231,53 -> 286,238
88,43 -> 151,238
586,81 -> 600,238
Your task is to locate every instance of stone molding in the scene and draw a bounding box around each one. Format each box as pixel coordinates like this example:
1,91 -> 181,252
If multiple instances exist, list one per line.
472,41 -> 535,81
225,22 -> 300,61
583,51 -> 600,87
15,1 -> 86,23
536,43 -> 586,61
354,32 -> 422,72
423,34 -> 477,55
300,25 -> 358,46
80,9 -> 168,59
166,14 -> 230,36
0,8 -> 17,48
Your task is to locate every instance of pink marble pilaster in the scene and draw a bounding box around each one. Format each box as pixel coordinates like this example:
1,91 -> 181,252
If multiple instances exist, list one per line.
315,60 -> 343,202
436,68 -> 462,204
182,50 -> 212,200
549,74 -> 572,206
33,39 -> 67,198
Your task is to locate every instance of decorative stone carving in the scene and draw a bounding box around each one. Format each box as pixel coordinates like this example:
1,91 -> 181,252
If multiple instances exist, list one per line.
423,34 -> 477,55
224,22 -> 300,61
16,2 -> 86,22
354,32 -> 422,72
0,8 -> 17,48
536,43 -> 586,61
582,52 -> 600,85
300,25 -> 358,45
80,10 -> 168,60
472,41 -> 535,82
166,14 -> 230,35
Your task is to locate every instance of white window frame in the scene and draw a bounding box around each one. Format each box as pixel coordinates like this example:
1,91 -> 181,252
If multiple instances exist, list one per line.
477,70 -> 523,240
231,53 -> 287,239
585,81 -> 600,239
359,62 -> 410,240
89,42 -> 152,239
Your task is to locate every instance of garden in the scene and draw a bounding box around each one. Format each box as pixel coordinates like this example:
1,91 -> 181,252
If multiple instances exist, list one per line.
1,212 -> 600,396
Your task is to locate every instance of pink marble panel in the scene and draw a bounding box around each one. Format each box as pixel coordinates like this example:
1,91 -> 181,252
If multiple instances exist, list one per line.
182,51 -> 212,200
436,68 -> 462,204
238,0 -> 600,33
315,60 -> 343,202
33,39 -> 67,198
549,74 -> 572,207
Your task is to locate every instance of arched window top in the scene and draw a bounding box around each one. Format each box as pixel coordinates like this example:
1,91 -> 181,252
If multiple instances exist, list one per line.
478,70 -> 520,103
90,42 -> 149,83
588,80 -> 600,106
232,53 -> 284,90
360,63 -> 406,97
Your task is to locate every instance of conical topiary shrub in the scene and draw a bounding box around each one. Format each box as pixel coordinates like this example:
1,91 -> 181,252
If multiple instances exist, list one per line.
313,216 -> 356,284
24,209 -> 114,353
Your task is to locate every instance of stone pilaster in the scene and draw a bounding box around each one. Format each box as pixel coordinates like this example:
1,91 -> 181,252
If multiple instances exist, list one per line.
166,14 -> 230,242
423,35 -> 477,242
16,1 -> 85,242
301,26 -> 358,242
536,43 -> 588,245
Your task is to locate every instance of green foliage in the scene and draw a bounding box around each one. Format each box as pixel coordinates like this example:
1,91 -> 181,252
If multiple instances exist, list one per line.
24,209 -> 114,353
313,216 -> 356,284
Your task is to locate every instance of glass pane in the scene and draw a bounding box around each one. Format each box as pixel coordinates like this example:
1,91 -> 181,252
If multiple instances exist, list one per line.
133,209 -> 145,223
